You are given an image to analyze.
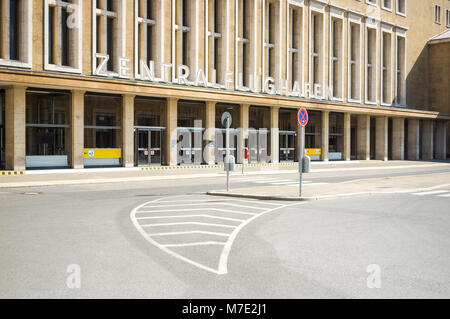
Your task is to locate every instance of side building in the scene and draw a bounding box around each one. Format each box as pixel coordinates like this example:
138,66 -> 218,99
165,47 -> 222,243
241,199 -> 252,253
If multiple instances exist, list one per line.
0,0 -> 449,171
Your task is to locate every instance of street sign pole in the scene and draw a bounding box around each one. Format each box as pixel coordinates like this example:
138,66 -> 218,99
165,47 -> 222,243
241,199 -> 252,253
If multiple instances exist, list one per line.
226,118 -> 230,192
299,126 -> 304,197
297,108 -> 308,198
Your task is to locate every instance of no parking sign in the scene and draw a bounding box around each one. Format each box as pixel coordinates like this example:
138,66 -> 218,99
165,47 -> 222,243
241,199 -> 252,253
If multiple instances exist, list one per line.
298,108 -> 308,127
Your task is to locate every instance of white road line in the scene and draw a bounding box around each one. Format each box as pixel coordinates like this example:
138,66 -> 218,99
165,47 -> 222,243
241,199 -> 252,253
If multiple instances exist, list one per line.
148,230 -> 231,237
136,214 -> 246,222
153,198 -> 284,206
286,182 -> 329,187
253,179 -> 297,184
437,193 -> 450,197
130,196 -> 305,275
143,202 -> 267,210
411,190 -> 449,196
140,222 -> 237,229
136,208 -> 258,216
162,241 -> 226,248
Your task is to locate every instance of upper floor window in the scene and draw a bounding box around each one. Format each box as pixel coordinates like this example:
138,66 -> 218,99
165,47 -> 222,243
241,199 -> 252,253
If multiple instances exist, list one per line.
236,0 -> 255,89
396,0 -> 406,16
45,0 -> 82,73
311,11 -> 324,90
206,0 -> 225,85
366,0 -> 377,7
263,0 -> 279,82
365,26 -> 377,104
0,0 -> 32,68
435,5 -> 441,24
447,9 -> 450,28
287,4 -> 302,93
330,16 -> 343,100
93,0 -> 126,75
382,0 -> 392,11
135,0 -> 163,79
395,34 -> 406,106
173,0 -> 197,82
381,31 -> 392,105
348,20 -> 361,102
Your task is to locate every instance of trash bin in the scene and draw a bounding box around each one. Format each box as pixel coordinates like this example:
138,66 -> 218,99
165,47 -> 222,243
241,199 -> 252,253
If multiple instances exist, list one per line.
224,155 -> 236,172
302,155 -> 311,173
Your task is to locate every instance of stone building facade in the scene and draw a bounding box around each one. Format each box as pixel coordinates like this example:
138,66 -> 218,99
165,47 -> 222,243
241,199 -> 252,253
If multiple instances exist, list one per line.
0,0 -> 449,170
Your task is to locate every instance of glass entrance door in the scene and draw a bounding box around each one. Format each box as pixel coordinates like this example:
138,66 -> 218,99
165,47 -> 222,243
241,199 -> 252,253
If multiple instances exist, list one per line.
177,129 -> 203,165
279,132 -> 296,162
248,130 -> 270,163
135,129 -> 162,166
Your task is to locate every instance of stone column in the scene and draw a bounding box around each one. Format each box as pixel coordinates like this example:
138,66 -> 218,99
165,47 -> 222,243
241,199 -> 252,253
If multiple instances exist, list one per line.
407,119 -> 420,160
375,116 -> 388,161
204,101 -> 216,165
392,118 -> 405,160
435,121 -> 447,160
421,120 -> 434,160
239,104 -> 249,164
166,98 -> 178,166
270,106 -> 280,163
321,111 -> 329,161
71,90 -> 85,169
122,94 -> 135,168
343,113 -> 351,161
357,114 -> 370,160
5,86 -> 26,171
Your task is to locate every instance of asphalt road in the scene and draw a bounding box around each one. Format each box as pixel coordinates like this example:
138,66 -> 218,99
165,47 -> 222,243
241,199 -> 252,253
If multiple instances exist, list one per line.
0,165 -> 449,298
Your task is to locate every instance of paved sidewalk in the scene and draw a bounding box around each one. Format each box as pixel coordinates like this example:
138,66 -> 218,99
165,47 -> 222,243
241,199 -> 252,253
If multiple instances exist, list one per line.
0,160 -> 449,188
208,172 -> 450,201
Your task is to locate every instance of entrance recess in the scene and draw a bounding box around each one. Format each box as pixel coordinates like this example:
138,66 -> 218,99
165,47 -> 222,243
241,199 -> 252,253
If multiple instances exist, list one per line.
177,128 -> 203,165
248,129 -> 270,163
279,131 -> 297,162
134,127 -> 163,166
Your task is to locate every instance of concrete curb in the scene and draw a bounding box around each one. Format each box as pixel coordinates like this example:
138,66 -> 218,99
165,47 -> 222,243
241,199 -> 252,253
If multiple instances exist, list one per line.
206,190 -> 385,201
207,183 -> 450,201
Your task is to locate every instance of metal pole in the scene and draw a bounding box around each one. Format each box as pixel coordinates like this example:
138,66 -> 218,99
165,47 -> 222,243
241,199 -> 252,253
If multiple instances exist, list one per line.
226,119 -> 230,191
299,126 -> 304,197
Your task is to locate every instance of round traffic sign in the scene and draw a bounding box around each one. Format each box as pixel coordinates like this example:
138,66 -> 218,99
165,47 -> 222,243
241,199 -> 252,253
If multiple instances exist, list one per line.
298,108 -> 308,127
221,112 -> 232,128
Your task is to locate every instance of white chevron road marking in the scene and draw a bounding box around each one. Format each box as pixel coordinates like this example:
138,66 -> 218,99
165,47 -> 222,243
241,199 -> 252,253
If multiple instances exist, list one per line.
131,195 -> 303,275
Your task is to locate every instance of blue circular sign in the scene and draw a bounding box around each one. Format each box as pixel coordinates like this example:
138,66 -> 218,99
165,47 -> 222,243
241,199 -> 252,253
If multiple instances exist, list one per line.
298,108 -> 308,127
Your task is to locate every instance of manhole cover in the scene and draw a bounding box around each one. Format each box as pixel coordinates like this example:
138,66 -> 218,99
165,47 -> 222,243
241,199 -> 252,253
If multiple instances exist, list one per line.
21,192 -> 42,196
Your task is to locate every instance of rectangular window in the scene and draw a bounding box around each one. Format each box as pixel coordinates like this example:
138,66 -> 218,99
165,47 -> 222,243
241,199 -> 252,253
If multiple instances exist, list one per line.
366,0 -> 377,6
311,12 -> 324,90
447,9 -> 450,28
382,0 -> 392,11
45,0 -> 81,72
396,0 -> 406,16
263,0 -> 279,80
25,90 -> 71,168
206,0 -> 225,85
349,21 -> 361,102
237,0 -> 254,88
136,0 -> 163,79
288,4 -> 302,92
173,0 -> 195,81
435,5 -> 441,24
381,31 -> 392,105
366,27 -> 377,103
93,0 -> 124,75
330,17 -> 343,99
0,0 -> 32,67
84,94 -> 122,167
396,35 -> 406,106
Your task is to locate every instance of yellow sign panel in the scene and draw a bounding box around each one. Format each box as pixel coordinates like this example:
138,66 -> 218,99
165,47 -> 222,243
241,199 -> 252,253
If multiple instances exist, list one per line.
305,148 -> 322,156
84,149 -> 122,158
